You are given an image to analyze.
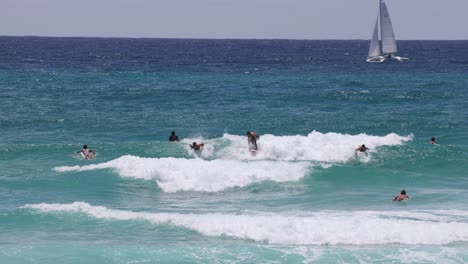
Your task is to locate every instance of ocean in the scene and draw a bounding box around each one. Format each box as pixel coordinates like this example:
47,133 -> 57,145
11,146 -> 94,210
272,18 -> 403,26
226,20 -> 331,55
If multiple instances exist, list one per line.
1,36 -> 468,263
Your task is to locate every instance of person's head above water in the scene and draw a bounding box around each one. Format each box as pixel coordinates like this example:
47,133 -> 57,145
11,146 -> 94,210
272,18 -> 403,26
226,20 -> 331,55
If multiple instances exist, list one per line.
83,145 -> 88,149
362,144 -> 366,147
192,142 -> 197,146
246,131 -> 251,135
401,189 -> 406,195
171,131 -> 176,136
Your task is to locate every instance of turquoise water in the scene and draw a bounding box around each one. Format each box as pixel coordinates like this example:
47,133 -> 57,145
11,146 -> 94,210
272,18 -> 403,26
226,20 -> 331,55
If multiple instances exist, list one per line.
1,37 -> 468,263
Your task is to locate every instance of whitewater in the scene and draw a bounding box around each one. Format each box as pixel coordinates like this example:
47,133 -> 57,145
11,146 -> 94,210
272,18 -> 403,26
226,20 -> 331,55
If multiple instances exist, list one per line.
23,201 -> 468,246
52,132 -> 412,192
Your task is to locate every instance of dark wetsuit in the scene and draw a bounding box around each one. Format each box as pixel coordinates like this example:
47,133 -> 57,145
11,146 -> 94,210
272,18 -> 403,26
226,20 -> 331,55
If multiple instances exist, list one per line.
169,135 -> 179,142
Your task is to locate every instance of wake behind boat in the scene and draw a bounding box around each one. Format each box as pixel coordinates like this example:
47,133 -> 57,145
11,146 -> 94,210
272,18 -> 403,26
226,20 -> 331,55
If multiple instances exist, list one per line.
367,0 -> 408,62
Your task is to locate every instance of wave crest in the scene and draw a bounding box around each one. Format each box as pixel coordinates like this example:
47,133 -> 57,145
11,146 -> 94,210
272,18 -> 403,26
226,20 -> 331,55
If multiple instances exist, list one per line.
23,202 -> 468,245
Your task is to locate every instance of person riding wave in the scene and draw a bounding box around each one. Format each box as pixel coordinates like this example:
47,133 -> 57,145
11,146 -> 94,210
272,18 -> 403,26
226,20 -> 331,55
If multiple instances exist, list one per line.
246,131 -> 260,150
355,144 -> 369,152
190,142 -> 204,151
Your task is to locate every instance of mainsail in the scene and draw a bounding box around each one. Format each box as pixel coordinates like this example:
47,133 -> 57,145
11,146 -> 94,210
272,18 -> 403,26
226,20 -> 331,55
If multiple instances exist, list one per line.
368,17 -> 381,58
380,0 -> 398,54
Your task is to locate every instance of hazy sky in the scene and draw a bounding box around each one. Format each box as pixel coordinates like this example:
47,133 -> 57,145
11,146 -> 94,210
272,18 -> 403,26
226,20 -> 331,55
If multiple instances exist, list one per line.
1,0 -> 467,40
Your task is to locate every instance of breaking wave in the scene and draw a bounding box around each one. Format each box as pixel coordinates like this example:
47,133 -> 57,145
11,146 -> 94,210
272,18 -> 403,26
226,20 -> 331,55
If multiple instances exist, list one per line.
24,202 -> 468,245
54,156 -> 310,192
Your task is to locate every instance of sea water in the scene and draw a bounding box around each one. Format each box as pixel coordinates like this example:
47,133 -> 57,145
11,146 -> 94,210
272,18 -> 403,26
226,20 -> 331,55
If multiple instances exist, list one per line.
1,37 -> 468,263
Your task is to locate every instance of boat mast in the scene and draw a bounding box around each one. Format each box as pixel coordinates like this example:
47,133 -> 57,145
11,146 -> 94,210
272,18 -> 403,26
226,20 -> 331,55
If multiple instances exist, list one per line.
379,0 -> 383,54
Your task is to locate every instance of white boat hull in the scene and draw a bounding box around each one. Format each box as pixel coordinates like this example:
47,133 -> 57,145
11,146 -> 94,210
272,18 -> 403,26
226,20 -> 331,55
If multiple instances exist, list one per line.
391,55 -> 409,62
366,56 -> 385,63
367,55 -> 409,63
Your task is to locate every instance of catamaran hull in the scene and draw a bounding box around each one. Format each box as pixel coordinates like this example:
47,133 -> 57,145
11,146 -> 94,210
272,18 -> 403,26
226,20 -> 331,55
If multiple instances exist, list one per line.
391,56 -> 409,62
366,56 -> 385,63
366,55 -> 409,63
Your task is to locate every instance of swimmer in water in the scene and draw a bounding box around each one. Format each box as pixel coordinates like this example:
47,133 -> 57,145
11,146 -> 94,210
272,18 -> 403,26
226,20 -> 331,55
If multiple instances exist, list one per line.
169,131 -> 179,142
430,137 -> 436,144
393,189 -> 410,201
77,144 -> 95,159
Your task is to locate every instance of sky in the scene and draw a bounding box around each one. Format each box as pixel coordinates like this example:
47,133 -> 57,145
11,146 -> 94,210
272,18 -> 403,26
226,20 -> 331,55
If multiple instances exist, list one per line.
1,0 -> 467,40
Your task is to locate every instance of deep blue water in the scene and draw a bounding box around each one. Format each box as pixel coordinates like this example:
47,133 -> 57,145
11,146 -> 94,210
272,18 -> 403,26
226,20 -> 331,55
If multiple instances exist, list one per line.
1,37 -> 468,263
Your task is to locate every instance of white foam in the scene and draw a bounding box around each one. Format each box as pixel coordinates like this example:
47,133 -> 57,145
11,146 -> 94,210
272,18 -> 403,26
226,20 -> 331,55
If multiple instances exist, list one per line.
218,131 -> 413,162
54,155 -> 310,192
24,202 -> 468,245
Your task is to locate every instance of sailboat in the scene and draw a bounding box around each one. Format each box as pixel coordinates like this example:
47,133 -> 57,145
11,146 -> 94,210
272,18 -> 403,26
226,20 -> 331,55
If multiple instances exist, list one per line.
367,0 -> 408,62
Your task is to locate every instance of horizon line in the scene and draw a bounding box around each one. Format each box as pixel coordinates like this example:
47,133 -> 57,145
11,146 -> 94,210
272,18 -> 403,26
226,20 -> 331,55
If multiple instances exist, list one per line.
1,35 -> 467,42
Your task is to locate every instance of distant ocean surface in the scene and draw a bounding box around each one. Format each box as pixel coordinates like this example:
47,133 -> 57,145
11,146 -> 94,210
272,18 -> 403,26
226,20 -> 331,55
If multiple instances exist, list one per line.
1,36 -> 468,263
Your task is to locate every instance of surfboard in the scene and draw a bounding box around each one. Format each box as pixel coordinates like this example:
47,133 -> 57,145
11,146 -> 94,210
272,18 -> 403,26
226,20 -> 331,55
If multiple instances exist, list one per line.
80,152 -> 95,160
354,151 -> 370,164
248,143 -> 258,153
355,151 -> 368,157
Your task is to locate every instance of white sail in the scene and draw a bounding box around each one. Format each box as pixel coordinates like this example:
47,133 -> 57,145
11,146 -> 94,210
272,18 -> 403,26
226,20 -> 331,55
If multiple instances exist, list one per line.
380,0 -> 398,54
368,17 -> 381,58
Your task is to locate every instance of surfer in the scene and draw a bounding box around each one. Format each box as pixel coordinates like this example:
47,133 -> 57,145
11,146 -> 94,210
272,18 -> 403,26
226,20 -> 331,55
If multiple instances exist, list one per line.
393,189 -> 409,201
246,131 -> 260,150
190,142 -> 204,151
430,137 -> 436,144
355,144 -> 369,152
77,145 -> 95,159
169,131 -> 179,142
